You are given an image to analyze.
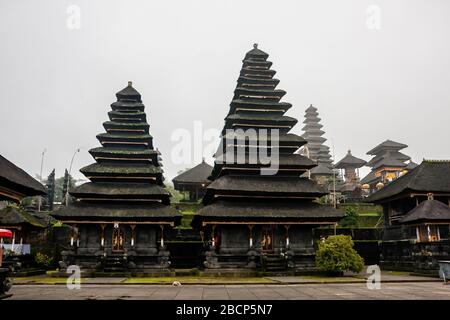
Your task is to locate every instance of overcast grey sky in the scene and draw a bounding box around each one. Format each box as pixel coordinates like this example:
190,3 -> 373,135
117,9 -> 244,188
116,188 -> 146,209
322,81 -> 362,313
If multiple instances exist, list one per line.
1,0 -> 449,183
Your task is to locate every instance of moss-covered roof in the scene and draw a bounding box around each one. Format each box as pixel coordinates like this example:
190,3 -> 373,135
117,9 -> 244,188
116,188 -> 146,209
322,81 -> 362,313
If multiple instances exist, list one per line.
52,202 -> 181,220
80,163 -> 163,175
0,206 -> 48,227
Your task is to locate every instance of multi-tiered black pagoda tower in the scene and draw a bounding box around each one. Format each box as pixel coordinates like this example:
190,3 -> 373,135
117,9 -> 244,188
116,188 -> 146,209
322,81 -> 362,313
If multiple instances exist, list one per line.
301,105 -> 333,179
193,45 -> 343,271
53,82 -> 180,272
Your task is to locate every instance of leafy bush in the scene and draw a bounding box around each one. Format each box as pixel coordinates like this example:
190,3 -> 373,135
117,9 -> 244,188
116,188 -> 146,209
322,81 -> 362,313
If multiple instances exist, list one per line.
35,252 -> 53,268
340,207 -> 359,227
315,235 -> 364,274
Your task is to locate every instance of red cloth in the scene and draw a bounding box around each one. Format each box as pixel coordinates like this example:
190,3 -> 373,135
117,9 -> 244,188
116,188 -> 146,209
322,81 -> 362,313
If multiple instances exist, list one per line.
0,229 -> 12,238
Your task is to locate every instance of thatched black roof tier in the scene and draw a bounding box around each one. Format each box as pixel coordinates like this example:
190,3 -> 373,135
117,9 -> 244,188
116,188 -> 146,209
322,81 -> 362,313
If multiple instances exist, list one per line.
115,81 -> 142,101
224,113 -> 297,133
0,154 -> 46,202
173,160 -> 213,185
89,147 -> 158,155
194,200 -> 344,225
108,111 -> 146,123
203,175 -> 326,203
52,202 -> 181,222
367,150 -> 410,167
97,133 -> 153,148
233,87 -> 286,100
110,101 -> 145,112
70,182 -> 171,204
229,100 -> 291,114
366,160 -> 450,203
371,157 -> 407,170
400,199 -> 450,224
367,139 -> 408,155
335,150 -> 367,169
237,76 -> 280,88
244,44 -> 270,59
103,121 -> 149,133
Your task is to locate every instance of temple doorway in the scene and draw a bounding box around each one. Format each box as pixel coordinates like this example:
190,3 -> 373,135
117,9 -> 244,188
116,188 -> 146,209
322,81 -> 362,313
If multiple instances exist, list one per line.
261,226 -> 273,252
112,226 -> 125,252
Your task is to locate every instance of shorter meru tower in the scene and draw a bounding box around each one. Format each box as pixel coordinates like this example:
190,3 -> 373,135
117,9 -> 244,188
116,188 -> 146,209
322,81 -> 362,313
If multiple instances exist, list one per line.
53,82 -> 180,272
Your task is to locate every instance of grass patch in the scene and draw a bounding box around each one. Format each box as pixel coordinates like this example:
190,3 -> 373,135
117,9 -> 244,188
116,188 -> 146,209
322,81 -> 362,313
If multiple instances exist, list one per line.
124,277 -> 275,284
297,275 -> 363,282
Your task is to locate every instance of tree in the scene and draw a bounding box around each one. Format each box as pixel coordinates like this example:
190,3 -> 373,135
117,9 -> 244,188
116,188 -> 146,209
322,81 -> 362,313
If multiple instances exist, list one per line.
340,206 -> 359,227
55,169 -> 76,203
315,235 -> 364,275
45,169 -> 56,211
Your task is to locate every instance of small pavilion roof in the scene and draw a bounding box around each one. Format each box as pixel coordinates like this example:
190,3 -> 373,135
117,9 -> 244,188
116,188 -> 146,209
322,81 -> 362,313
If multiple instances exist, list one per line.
0,154 -> 47,200
335,150 -> 366,169
172,160 -> 213,185
400,199 -> 450,224
367,140 -> 408,155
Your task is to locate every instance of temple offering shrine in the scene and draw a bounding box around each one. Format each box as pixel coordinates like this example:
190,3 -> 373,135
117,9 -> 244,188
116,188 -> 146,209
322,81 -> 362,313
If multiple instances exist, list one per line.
335,150 -> 367,201
172,159 -> 213,202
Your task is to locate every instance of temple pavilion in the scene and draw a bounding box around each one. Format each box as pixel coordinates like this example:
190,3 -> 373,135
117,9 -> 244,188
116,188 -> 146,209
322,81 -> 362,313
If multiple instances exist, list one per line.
335,150 -> 367,201
172,159 -> 213,201
52,82 -> 181,272
366,160 -> 450,273
193,44 -> 344,271
361,140 -> 415,193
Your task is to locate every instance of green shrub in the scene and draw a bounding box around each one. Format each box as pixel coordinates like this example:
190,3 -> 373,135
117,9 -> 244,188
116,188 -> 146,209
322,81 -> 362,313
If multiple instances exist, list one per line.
340,207 -> 359,227
315,235 -> 364,274
35,252 -> 53,268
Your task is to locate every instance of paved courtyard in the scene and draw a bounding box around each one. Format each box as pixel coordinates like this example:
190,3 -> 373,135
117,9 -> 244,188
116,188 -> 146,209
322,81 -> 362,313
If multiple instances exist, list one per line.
7,282 -> 450,300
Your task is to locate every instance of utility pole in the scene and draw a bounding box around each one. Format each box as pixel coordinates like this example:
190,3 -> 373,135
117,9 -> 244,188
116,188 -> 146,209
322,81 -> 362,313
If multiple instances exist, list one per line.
38,148 -> 47,212
66,148 -> 81,206
331,139 -> 337,209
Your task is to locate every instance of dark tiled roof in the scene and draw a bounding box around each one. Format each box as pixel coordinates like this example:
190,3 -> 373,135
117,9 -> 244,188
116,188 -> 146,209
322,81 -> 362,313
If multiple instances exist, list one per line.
335,150 -> 366,168
400,199 -> 450,224
366,160 -> 450,203
0,154 -> 47,198
172,161 -> 213,184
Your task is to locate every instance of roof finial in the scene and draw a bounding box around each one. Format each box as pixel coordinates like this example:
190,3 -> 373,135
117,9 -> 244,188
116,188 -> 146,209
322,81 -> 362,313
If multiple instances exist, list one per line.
253,43 -> 258,49
427,192 -> 434,200
128,81 -> 132,86
202,157 -> 205,163
348,150 -> 351,154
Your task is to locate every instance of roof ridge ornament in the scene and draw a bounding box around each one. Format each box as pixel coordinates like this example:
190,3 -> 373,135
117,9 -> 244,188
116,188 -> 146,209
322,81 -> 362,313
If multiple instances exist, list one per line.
128,81 -> 132,87
253,43 -> 258,49
427,192 -> 434,200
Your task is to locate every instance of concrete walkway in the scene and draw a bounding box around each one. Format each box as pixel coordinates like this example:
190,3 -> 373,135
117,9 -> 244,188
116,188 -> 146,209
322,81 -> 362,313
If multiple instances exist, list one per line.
7,282 -> 450,300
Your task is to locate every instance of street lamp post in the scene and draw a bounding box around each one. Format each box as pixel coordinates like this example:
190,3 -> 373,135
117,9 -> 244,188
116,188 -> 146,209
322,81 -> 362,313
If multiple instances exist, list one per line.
66,148 -> 81,206
38,148 -> 47,212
